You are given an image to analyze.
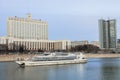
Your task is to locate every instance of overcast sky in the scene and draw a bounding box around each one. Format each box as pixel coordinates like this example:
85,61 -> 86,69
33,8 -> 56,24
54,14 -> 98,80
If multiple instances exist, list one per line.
0,0 -> 120,41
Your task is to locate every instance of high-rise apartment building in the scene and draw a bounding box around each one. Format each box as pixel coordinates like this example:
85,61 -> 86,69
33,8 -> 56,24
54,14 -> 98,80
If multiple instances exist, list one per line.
99,19 -> 117,49
7,14 -> 48,40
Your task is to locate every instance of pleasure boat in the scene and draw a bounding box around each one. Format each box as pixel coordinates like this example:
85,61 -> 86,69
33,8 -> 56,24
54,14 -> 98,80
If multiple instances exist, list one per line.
15,52 -> 87,67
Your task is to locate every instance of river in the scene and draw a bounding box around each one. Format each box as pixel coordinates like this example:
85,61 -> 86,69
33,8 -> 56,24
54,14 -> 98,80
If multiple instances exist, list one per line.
0,58 -> 120,80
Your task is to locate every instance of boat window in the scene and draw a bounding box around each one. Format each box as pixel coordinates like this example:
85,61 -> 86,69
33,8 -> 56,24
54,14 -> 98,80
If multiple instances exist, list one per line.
44,54 -> 49,56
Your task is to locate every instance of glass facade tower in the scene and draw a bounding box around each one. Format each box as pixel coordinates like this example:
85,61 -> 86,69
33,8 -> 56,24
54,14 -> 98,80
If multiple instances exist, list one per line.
99,19 -> 116,49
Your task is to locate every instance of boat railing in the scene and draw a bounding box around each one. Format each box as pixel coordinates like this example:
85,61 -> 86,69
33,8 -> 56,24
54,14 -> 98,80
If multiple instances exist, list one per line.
16,57 -> 25,61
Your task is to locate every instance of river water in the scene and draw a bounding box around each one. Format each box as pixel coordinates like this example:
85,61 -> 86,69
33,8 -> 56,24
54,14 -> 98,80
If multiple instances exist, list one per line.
0,58 -> 120,80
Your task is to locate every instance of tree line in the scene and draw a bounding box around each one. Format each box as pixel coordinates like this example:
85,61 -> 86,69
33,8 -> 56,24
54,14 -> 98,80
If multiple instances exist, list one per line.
0,44 -> 100,54
70,44 -> 100,53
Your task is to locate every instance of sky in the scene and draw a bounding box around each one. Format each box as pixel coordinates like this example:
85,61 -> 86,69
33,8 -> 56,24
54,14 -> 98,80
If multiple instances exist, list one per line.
0,0 -> 120,41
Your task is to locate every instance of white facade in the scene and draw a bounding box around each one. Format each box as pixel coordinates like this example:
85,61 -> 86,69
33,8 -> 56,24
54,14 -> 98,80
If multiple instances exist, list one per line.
0,14 -> 71,51
0,37 -> 7,44
7,14 -> 48,40
7,38 -> 71,51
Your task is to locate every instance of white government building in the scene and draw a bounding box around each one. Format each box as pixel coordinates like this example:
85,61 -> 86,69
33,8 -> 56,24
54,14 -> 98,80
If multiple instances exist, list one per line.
0,14 -> 71,51
7,13 -> 48,40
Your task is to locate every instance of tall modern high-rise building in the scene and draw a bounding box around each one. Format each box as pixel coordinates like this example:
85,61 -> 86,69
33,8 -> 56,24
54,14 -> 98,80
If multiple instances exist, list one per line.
7,14 -> 48,40
99,19 -> 117,49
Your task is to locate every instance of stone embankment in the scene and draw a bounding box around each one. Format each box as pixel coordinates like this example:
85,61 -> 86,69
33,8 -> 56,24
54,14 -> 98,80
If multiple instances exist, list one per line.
85,54 -> 120,58
0,53 -> 120,62
0,54 -> 35,62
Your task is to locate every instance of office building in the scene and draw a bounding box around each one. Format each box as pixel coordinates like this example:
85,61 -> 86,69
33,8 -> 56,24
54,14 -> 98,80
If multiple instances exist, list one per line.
71,40 -> 89,48
117,39 -> 120,48
1,14 -> 71,51
90,41 -> 100,47
6,37 -> 71,51
99,19 -> 116,49
7,14 -> 48,40
0,37 -> 7,44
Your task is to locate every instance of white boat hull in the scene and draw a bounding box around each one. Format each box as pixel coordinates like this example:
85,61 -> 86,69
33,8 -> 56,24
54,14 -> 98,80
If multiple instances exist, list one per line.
16,59 -> 87,67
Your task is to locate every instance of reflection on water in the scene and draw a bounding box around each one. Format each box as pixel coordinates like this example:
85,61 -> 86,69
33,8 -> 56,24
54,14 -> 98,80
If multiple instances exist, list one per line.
100,58 -> 120,80
1,58 -> 120,80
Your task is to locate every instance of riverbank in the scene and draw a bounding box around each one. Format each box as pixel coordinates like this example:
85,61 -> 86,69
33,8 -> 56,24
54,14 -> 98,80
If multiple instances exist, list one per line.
0,54 -> 35,62
85,53 -> 120,58
0,53 -> 120,62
